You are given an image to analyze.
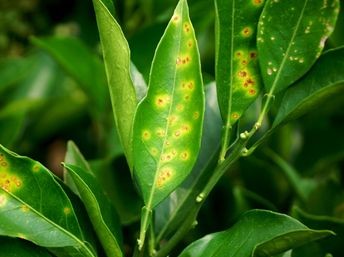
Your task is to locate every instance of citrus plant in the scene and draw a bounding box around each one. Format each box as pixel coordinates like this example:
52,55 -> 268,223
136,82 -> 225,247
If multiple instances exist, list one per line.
0,0 -> 344,256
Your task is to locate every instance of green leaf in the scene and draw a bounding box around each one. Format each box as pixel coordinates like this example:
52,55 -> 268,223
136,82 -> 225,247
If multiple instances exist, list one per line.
178,210 -> 334,257
258,0 -> 339,94
63,163 -> 123,257
251,46 -> 344,150
0,145 -> 95,257
215,0 -> 264,125
132,0 -> 205,210
30,36 -> 109,113
292,207 -> 344,256
0,236 -> 52,256
154,82 -> 222,241
273,46 -> 344,129
92,0 -> 137,174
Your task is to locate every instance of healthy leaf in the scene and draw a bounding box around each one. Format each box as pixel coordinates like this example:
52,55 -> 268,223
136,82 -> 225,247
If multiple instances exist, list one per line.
251,46 -> 344,150
215,0 -> 264,125
30,36 -> 109,113
0,236 -> 52,256
63,163 -> 123,257
92,0 -> 137,174
292,207 -> 344,257
178,210 -> 334,257
257,0 -> 339,94
132,0 -> 205,210
154,82 -> 222,241
0,145 -> 95,257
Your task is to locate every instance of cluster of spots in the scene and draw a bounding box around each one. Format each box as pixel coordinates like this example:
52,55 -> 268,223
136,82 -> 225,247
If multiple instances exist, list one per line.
156,96 -> 171,106
0,173 -> 22,193
184,24 -> 190,33
176,57 -> 191,65
0,154 -> 7,168
157,169 -> 171,188
182,82 -> 194,90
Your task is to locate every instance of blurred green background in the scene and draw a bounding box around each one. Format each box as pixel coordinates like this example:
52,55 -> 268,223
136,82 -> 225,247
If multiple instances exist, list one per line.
1,0 -> 344,256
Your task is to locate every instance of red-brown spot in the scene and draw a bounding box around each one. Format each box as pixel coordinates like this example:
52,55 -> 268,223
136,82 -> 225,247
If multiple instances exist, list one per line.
242,60 -> 247,66
159,184 -> 162,188
195,113 -> 198,117
182,83 -> 186,88
158,99 -> 163,105
167,173 -> 170,177
249,89 -> 256,95
238,71 -> 247,77
177,105 -> 182,110
23,206 -> 29,211
144,133 -> 148,137
182,59 -> 186,64
250,52 -> 257,59
237,52 -> 241,56
186,57 -> 190,62
188,82 -> 193,89
254,0 -> 262,4
1,174 -> 5,178
64,208 -> 70,214
182,153 -> 187,158
166,156 -> 171,160
152,150 -> 156,153
185,96 -> 189,100
5,180 -> 9,184
33,165 -> 39,171
243,28 -> 251,35
182,126 -> 189,130
188,41 -> 193,47
233,113 -> 238,118
173,16 -> 179,21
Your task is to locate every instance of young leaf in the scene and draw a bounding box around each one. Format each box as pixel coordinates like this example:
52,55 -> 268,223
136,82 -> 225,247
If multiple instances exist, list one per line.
154,82 -> 222,242
132,0 -> 205,209
258,0 -> 339,95
63,163 -> 123,257
178,210 -> 334,257
215,0 -> 264,126
92,0 -> 137,174
0,236 -> 52,256
0,145 -> 95,257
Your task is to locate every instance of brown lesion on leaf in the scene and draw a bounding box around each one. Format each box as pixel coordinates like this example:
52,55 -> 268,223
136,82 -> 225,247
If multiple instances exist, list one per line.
249,89 -> 257,95
188,41 -> 193,47
244,78 -> 255,88
238,71 -> 247,77
232,113 -> 238,119
243,28 -> 251,36
250,52 -> 257,59
253,0 -> 263,5
185,24 -> 190,33
157,169 -> 172,188
241,60 -> 247,66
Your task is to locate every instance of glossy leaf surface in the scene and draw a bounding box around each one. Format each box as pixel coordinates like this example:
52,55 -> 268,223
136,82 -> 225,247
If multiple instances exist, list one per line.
215,0 -> 264,125
258,0 -> 339,94
0,236 -> 52,257
154,82 -> 222,241
178,210 -> 334,257
132,0 -> 205,209
0,145 -> 95,257
63,163 -> 123,257
92,0 -> 137,173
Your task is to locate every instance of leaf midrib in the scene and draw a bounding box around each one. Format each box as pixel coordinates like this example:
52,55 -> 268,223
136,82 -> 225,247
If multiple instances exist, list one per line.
3,189 -> 94,257
267,0 -> 309,95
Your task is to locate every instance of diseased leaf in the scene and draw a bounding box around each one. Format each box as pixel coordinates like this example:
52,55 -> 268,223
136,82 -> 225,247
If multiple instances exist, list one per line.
154,82 -> 222,242
63,163 -> 123,257
92,0 -> 137,173
215,0 -> 264,125
132,0 -> 205,209
258,0 -> 339,94
0,145 -> 95,257
0,236 -> 52,256
178,210 -> 334,257
30,36 -> 109,112
272,46 -> 344,129
252,46 -> 344,150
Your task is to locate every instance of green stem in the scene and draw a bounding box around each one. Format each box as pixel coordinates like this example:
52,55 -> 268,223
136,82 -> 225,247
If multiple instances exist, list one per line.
219,125 -> 232,163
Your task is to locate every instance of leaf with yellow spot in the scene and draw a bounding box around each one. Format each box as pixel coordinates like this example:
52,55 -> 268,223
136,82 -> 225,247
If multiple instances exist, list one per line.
215,0 -> 265,127
0,144 -> 96,257
132,0 -> 205,210
257,0 -> 340,95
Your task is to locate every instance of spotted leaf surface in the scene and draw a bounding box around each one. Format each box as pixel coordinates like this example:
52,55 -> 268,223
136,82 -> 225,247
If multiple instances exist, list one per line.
258,0 -> 340,94
0,145 -> 95,257
63,163 -> 123,257
215,0 -> 264,126
132,0 -> 204,209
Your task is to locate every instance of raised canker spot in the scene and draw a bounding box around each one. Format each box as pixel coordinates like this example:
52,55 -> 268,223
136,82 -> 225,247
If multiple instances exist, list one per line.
182,153 -> 188,159
254,0 -> 262,4
185,24 -> 190,33
172,151 -> 176,155
166,141 -> 170,146
176,58 -> 182,65
188,82 -> 193,89
1,162 -> 7,167
241,60 -> 247,66
232,113 -> 238,119
173,15 -> 179,22
299,58 -> 304,63
177,105 -> 182,110
33,165 -> 39,171
243,28 -> 251,35
238,71 -> 247,77
158,99 -> 163,105
186,57 -> 190,62
250,52 -> 257,59
195,112 -> 199,117
175,131 -> 180,136
144,133 -> 149,137
64,208 -> 70,214
249,89 -> 256,95
182,125 -> 189,131
188,41 -> 193,47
